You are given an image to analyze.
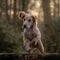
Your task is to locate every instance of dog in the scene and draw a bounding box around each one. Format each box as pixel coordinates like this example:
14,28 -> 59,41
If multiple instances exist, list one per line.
18,11 -> 44,54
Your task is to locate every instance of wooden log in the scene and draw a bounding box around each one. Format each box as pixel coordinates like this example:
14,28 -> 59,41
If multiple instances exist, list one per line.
0,53 -> 60,60
0,53 -> 42,60
43,53 -> 60,60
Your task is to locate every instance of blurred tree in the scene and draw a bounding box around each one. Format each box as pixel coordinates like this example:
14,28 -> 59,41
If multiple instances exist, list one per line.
53,0 -> 60,52
0,0 -> 2,18
42,0 -> 56,53
22,0 -> 30,12
5,0 -> 10,20
13,0 -> 17,28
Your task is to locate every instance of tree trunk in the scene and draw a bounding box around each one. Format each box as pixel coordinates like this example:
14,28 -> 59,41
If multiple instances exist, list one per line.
13,0 -> 17,28
22,0 -> 30,12
5,0 -> 10,20
42,0 -> 56,53
0,0 -> 2,18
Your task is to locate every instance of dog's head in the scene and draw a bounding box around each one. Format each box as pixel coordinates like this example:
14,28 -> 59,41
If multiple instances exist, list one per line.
18,11 -> 38,29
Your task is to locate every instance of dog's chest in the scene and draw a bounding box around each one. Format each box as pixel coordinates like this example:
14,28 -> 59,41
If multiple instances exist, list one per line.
24,30 -> 37,41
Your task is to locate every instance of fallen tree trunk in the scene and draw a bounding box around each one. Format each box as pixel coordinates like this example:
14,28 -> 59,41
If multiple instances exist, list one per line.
0,53 -> 60,60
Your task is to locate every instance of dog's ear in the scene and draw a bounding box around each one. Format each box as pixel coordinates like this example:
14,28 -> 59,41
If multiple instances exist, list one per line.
18,11 -> 25,20
32,16 -> 38,25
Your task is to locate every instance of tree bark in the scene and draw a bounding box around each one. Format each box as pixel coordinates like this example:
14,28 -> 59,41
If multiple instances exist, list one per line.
13,0 -> 17,28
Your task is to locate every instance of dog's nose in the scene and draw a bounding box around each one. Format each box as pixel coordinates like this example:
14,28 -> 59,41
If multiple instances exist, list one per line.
24,25 -> 26,28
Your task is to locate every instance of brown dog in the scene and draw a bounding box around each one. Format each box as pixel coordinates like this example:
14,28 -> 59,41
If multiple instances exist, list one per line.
18,11 -> 44,54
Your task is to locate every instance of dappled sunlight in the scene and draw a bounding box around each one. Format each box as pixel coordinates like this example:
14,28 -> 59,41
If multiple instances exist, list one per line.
50,0 -> 54,16
28,0 -> 44,22
8,0 -> 10,6
28,0 -> 41,15
8,0 -> 14,7
8,9 -> 14,18
39,8 -> 44,22
50,0 -> 60,18
28,10 -> 38,16
55,0 -> 59,4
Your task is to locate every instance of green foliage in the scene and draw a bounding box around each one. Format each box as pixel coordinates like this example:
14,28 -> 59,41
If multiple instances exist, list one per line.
0,17 -> 23,53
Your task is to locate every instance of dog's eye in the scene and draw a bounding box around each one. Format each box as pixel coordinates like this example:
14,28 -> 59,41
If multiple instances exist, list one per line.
28,19 -> 31,22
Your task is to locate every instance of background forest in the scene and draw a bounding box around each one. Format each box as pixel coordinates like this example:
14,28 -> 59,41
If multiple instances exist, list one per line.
0,0 -> 60,53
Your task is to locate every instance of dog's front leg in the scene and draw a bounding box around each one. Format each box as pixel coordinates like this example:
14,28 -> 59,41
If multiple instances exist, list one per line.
30,38 -> 38,47
23,37 -> 31,52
